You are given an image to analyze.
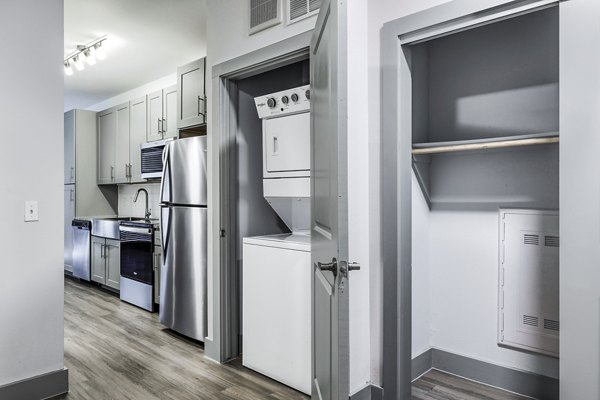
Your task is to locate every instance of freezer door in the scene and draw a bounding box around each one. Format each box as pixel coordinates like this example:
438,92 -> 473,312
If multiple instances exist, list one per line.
160,136 -> 207,206
159,205 -> 207,341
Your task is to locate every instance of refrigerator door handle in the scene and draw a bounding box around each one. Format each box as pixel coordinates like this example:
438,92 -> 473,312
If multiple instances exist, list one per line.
159,142 -> 172,204
161,206 -> 171,263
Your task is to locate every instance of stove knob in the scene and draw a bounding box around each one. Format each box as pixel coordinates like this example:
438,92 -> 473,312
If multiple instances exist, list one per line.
305,89 -> 310,100
291,93 -> 299,102
267,98 -> 276,108
281,95 -> 289,105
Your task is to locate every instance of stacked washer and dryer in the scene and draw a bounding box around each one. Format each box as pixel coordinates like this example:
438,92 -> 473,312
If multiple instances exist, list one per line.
242,85 -> 312,395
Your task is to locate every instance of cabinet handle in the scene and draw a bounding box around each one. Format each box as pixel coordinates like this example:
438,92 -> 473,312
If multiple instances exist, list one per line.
100,244 -> 104,259
198,96 -> 206,117
70,166 -> 75,180
70,189 -> 75,202
162,118 -> 166,133
158,118 -> 161,134
110,166 -> 114,180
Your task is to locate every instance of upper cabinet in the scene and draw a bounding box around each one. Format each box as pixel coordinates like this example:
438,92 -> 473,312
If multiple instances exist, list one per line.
147,85 -> 178,142
98,102 -> 140,184
64,111 -> 76,184
129,96 -> 147,182
177,58 -> 206,129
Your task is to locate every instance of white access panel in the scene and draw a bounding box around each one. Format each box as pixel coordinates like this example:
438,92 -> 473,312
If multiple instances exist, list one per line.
263,112 -> 310,179
498,209 -> 559,357
242,238 -> 311,395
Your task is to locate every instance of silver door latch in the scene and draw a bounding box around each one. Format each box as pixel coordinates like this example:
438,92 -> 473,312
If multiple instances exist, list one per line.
339,261 -> 360,277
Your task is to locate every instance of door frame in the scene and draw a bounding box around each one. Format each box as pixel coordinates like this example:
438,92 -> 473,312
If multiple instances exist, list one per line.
206,31 -> 313,362
380,0 -> 560,398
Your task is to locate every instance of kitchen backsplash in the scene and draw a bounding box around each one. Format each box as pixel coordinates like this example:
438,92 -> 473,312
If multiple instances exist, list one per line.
118,182 -> 161,219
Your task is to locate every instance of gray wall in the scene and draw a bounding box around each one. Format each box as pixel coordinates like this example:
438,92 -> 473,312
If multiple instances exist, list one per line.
560,0 -> 600,397
0,0 -> 65,386
412,7 -> 559,143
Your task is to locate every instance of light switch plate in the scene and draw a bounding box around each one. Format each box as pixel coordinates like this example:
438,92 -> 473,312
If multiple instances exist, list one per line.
24,201 -> 38,222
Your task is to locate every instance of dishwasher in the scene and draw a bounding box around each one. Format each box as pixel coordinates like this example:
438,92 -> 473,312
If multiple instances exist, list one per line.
71,219 -> 92,281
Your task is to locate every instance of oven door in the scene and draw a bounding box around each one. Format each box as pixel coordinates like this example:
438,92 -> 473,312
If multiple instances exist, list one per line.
120,240 -> 154,285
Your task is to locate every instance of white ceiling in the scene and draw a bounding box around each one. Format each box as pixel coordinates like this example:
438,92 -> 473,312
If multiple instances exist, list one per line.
64,0 -> 207,111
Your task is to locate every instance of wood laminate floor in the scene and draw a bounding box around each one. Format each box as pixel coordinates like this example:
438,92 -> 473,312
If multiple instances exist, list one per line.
61,278 -> 528,400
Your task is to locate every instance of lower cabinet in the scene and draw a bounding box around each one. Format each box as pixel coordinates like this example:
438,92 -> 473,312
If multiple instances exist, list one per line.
91,236 -> 121,291
154,245 -> 161,305
64,185 -> 75,273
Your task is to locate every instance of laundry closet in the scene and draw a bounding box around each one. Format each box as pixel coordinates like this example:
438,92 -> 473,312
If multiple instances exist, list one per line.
407,5 -> 560,382
228,59 -> 312,394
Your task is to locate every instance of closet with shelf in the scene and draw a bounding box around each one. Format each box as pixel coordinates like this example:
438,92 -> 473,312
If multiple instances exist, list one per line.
406,3 -> 561,387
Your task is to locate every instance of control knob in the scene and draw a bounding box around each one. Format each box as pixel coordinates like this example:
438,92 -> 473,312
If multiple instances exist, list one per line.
291,93 -> 299,102
281,95 -> 289,105
305,89 -> 310,100
267,98 -> 277,108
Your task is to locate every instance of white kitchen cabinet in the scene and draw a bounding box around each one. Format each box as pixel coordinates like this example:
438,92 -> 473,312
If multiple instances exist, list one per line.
129,96 -> 147,183
114,103 -> 130,183
97,108 -> 117,184
177,58 -> 206,129
64,185 -> 75,273
91,236 -> 106,284
64,111 -> 75,184
147,85 -> 178,142
91,236 -> 120,291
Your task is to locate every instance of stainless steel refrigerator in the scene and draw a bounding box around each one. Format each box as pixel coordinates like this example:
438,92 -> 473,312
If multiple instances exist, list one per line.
159,136 -> 207,341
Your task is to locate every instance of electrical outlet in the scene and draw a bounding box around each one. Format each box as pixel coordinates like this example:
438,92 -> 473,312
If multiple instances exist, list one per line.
24,201 -> 38,222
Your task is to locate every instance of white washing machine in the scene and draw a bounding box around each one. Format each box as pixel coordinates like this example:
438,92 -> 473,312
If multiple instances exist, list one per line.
242,233 -> 311,394
242,85 -> 312,395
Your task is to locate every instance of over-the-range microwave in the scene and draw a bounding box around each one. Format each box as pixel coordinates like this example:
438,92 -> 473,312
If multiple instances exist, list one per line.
140,138 -> 173,180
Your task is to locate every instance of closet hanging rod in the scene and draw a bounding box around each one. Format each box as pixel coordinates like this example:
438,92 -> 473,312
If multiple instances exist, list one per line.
412,133 -> 559,155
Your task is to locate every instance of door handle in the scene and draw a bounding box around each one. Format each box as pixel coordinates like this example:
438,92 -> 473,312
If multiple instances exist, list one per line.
317,258 -> 337,276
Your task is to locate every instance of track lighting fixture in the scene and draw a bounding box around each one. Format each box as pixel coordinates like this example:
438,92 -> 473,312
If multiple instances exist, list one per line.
64,35 -> 107,76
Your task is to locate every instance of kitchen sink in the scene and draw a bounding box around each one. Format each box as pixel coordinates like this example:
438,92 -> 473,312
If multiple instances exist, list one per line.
91,217 -> 156,239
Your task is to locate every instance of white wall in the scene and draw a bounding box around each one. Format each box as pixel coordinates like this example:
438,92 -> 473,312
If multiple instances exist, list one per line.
85,73 -> 177,112
367,0 -> 452,386
560,0 -> 600,397
347,0 -> 372,393
117,183 -> 161,220
0,0 -> 65,387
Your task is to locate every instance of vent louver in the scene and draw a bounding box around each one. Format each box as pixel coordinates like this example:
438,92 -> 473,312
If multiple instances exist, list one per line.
545,236 -> 559,247
309,0 -> 321,12
523,315 -> 538,327
544,319 -> 559,331
286,0 -> 320,24
524,234 -> 540,246
250,0 -> 280,34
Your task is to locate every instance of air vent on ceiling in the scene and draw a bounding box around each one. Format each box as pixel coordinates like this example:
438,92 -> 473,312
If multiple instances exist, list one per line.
545,235 -> 559,247
524,234 -> 540,246
286,0 -> 320,25
249,0 -> 282,35
544,319 -> 560,331
523,315 -> 539,327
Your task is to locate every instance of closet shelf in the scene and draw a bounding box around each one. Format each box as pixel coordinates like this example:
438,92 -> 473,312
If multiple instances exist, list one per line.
412,132 -> 559,155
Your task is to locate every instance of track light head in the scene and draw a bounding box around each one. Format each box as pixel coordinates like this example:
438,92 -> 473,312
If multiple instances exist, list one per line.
73,55 -> 85,71
64,60 -> 73,76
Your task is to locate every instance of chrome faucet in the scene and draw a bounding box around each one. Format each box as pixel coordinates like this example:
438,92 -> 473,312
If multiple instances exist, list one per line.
134,188 -> 151,220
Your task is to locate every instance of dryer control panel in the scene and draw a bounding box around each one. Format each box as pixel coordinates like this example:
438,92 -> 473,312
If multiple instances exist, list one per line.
255,85 -> 310,119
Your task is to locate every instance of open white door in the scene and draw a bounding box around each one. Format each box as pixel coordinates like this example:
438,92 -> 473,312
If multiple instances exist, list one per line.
311,1 -> 354,399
